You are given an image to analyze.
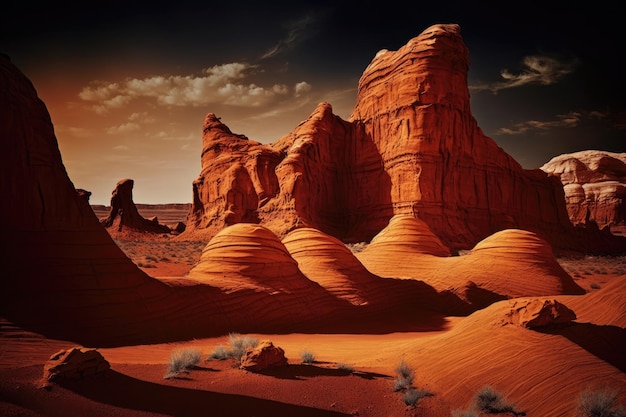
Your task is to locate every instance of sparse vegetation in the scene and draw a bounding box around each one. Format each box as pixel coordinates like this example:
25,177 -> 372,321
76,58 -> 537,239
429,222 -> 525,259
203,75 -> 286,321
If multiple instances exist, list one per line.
301,350 -> 316,364
473,385 -> 524,415
403,388 -> 433,407
208,333 -> 259,364
390,359 -> 432,408
393,359 -> 415,392
164,347 -> 202,379
336,362 -> 354,373
557,255 -> 626,277
345,242 -> 368,253
577,387 -> 626,417
452,386 -> 524,416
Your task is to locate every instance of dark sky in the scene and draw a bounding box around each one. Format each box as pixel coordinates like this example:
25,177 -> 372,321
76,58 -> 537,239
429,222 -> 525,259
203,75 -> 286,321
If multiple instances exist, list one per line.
3,0 -> 624,204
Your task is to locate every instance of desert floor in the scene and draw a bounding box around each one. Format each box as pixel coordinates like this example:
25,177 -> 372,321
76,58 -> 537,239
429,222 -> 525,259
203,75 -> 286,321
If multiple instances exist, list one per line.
1,209 -> 625,417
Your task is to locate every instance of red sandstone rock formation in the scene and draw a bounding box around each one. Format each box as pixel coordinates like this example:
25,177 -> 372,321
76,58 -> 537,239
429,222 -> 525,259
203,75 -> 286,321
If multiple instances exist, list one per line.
503,299 -> 577,329
356,215 -> 585,308
541,150 -> 626,228
239,340 -> 288,372
43,347 -> 110,381
101,178 -> 171,236
0,32 -> 621,348
182,24 -> 624,254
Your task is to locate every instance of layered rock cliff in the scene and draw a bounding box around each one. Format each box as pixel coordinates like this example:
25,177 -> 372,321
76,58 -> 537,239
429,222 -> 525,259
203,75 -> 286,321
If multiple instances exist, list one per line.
183,24 -> 622,253
541,150 -> 626,228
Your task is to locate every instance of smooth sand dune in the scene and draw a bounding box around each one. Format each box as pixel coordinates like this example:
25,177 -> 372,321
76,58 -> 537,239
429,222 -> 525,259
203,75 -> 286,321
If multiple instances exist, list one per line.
397,297 -> 626,416
564,275 -> 626,327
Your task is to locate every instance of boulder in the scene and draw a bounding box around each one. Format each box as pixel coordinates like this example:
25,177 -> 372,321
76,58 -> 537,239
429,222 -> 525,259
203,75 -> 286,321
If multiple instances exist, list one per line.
505,299 -> 577,329
240,340 -> 288,372
43,347 -> 110,381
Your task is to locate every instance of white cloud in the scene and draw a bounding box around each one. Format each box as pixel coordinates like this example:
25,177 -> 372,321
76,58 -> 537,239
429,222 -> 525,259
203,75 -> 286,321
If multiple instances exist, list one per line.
106,122 -> 141,135
79,62 -> 290,112
470,55 -> 578,94
294,81 -> 312,97
113,145 -> 130,151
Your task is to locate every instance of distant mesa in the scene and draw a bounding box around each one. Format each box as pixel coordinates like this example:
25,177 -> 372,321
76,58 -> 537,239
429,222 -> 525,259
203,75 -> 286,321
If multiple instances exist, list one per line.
180,24 -> 625,255
100,178 -> 172,237
541,150 -> 626,229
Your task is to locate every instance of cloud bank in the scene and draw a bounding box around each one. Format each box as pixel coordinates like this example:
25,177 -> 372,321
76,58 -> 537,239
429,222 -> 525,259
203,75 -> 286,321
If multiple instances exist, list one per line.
79,63 -> 307,114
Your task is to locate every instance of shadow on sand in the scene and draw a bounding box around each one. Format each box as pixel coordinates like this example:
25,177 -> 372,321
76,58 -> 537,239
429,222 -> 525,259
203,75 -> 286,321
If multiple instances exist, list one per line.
257,363 -> 390,381
537,322 -> 626,372
57,370 -> 350,417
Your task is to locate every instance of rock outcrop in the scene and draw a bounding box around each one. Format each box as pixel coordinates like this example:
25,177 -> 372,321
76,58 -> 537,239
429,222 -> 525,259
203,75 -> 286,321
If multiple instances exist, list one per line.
181,24 -> 624,254
239,340 -> 288,372
503,299 -> 577,329
43,347 -> 110,381
541,150 -> 626,228
101,178 -> 172,236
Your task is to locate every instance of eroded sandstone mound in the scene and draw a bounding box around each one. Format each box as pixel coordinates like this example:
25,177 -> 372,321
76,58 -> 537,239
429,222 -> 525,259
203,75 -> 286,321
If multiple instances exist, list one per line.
181,24 -> 625,253
541,150 -> 626,228
101,178 -> 172,236
357,216 -> 585,307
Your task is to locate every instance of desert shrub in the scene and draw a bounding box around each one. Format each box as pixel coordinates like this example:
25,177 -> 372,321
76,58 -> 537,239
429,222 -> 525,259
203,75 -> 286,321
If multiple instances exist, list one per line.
577,387 -> 626,417
208,345 -> 230,361
337,362 -> 354,373
164,348 -> 202,379
393,359 -> 415,391
301,350 -> 316,364
228,333 -> 259,360
208,333 -> 259,363
474,385 -> 516,414
403,388 -> 432,407
346,242 -> 368,253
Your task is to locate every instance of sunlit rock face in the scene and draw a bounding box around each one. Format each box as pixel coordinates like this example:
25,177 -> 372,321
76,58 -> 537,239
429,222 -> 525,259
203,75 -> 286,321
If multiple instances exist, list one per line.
184,103 -> 392,242
541,150 -> 626,228
347,23 -> 575,250
182,23 -> 599,252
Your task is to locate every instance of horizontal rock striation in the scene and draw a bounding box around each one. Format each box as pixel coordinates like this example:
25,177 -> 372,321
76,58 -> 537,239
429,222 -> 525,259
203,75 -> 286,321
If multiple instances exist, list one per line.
357,216 -> 585,308
541,150 -> 626,228
182,24 -> 624,254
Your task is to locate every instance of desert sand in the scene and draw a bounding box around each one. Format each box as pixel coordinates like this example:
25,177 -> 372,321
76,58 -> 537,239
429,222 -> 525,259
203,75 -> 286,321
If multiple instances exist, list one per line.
1,228 -> 625,416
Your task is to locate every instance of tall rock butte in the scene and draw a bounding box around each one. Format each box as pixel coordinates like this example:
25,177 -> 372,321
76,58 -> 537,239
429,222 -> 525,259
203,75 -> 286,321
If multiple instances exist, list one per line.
182,24 -> 622,252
